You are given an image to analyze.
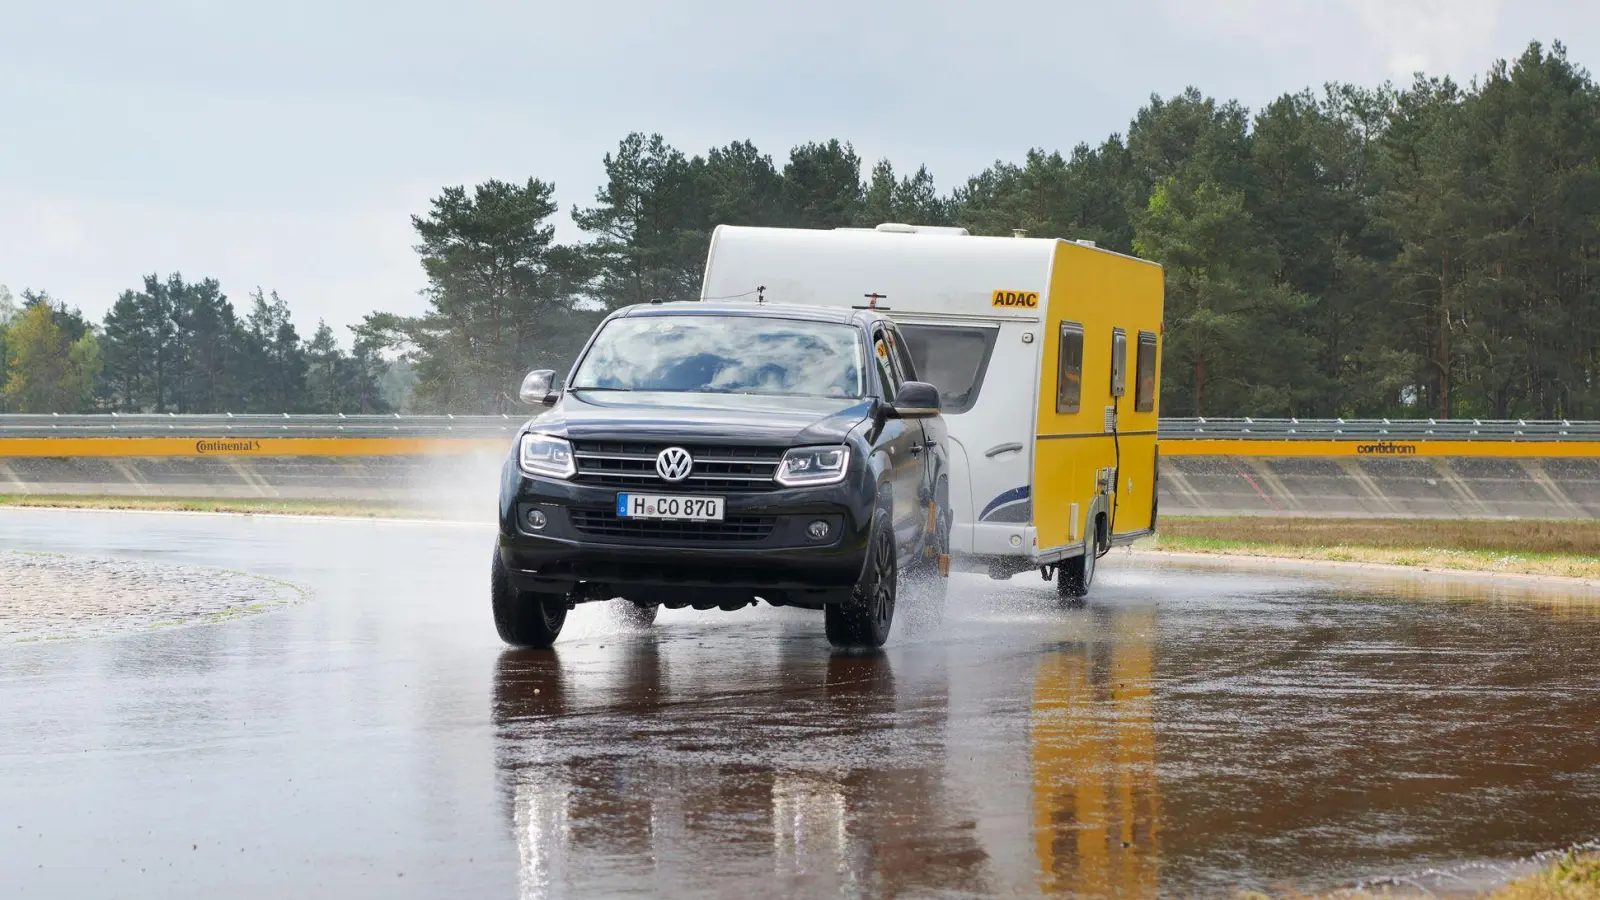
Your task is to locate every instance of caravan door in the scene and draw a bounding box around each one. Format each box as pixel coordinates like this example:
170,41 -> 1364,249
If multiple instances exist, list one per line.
898,318 -> 1037,559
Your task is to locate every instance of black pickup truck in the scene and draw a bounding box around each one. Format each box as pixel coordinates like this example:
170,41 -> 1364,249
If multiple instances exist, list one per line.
492,301 -> 950,649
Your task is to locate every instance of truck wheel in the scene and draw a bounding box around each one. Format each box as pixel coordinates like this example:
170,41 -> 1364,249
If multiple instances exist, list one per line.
1058,537 -> 1097,601
826,522 -> 897,648
491,548 -> 568,648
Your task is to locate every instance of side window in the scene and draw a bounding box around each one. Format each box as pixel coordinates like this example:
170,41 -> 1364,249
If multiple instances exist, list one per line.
1110,327 -> 1128,397
1056,322 -> 1084,414
1135,330 -> 1158,412
872,328 -> 902,399
886,328 -> 917,384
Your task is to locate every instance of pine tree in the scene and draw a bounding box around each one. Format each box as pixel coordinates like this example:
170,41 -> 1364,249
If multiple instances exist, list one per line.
243,288 -> 309,413
780,140 -> 864,228
574,134 -> 704,308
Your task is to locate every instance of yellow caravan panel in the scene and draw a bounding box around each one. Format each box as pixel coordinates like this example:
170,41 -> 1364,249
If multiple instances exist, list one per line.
1033,243 -> 1164,556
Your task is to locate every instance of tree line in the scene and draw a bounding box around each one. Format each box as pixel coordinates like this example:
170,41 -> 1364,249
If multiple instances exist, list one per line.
6,40 -> 1597,418
0,279 -> 398,414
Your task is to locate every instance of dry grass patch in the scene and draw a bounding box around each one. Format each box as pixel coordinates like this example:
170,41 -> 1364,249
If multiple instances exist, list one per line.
1233,852 -> 1600,899
1489,852 -> 1600,899
1154,517 -> 1600,580
1162,517 -> 1600,556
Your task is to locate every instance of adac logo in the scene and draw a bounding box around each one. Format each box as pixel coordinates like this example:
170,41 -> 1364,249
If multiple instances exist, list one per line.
991,290 -> 1039,309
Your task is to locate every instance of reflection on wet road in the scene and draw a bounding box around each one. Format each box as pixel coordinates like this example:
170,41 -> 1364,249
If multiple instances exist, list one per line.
2,509 -> 1598,898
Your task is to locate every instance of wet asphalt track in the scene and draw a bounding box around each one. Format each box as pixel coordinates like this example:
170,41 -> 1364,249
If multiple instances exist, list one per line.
2,508 -> 1599,899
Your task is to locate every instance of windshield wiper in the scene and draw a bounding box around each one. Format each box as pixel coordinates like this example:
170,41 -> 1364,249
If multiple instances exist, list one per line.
570,386 -> 633,392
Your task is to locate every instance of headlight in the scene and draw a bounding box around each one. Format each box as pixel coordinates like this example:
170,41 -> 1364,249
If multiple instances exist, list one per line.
775,445 -> 850,487
519,433 -> 575,479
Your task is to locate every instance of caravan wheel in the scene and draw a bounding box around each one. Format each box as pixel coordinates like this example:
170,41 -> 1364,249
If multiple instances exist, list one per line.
1058,545 -> 1095,600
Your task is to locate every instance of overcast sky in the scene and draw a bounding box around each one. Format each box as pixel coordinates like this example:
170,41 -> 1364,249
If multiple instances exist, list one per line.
2,0 -> 1594,340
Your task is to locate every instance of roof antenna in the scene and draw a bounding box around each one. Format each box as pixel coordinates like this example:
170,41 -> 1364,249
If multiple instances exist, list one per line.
756,285 -> 765,304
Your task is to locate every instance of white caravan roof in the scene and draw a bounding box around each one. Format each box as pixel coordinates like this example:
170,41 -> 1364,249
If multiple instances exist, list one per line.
701,225 -> 1061,321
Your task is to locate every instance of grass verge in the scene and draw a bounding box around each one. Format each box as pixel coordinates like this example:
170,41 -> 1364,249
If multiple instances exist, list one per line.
1488,852 -> 1600,899
1151,516 -> 1600,580
0,494 -> 434,519
1236,851 -> 1600,899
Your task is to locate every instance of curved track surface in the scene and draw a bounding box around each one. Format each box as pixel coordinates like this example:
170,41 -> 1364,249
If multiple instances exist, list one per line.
2,508 -> 1598,898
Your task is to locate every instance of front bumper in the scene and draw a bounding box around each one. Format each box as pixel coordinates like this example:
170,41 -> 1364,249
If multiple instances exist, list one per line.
496,467 -> 873,599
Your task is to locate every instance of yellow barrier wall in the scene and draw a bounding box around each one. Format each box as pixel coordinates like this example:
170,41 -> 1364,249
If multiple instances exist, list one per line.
1160,439 -> 1600,459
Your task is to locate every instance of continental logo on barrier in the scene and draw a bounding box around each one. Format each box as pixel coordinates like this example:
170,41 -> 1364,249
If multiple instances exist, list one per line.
1356,441 -> 1418,455
195,439 -> 264,454
991,290 -> 1039,309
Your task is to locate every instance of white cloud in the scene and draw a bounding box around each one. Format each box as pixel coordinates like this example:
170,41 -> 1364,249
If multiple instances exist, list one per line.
1344,0 -> 1503,80
1162,0 -> 1504,83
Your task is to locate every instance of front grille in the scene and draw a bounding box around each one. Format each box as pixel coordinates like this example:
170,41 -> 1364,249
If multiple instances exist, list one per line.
569,509 -> 777,543
570,441 -> 785,491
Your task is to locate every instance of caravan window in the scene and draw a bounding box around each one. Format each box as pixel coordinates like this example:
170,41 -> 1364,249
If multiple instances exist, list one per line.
1135,330 -> 1158,412
1056,322 -> 1084,414
898,324 -> 998,415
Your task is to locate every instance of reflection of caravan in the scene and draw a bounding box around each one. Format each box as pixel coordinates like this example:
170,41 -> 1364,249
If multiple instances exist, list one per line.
701,224 -> 1163,596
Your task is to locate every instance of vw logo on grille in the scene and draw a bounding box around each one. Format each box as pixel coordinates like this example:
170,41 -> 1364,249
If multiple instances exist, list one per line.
655,447 -> 694,482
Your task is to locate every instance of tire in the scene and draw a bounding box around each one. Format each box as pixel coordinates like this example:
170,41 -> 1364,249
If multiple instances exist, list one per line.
826,519 -> 897,648
1058,519 -> 1100,601
491,547 -> 568,648
614,599 -> 659,627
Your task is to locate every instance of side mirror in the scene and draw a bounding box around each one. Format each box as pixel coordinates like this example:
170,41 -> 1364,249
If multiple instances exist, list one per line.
887,381 -> 940,419
518,369 -> 558,406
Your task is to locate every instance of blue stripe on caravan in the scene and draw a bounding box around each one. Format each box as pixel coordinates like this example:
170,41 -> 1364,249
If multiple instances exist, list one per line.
979,486 -> 1031,521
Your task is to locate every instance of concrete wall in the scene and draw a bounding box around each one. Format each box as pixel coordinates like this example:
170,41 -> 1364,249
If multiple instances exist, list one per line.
1159,455 -> 1600,519
3,452 -> 1598,520
0,453 -> 508,521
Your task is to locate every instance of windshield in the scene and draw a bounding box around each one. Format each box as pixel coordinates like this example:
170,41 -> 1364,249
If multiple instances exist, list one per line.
569,315 -> 865,398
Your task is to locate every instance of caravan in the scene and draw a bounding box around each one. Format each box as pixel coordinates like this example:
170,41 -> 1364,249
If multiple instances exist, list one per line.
701,224 -> 1164,597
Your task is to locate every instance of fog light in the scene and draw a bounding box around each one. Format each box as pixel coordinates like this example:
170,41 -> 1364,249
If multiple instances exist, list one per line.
806,520 -> 831,540
1009,534 -> 1023,547
526,509 -> 548,531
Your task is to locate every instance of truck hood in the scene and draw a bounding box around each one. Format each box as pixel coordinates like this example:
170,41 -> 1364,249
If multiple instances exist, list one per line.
524,391 -> 872,446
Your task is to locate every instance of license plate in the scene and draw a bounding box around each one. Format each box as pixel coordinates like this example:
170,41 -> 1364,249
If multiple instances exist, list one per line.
616,493 -> 725,521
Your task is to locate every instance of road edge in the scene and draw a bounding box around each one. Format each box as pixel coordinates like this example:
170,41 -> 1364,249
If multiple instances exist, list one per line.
1125,547 -> 1600,594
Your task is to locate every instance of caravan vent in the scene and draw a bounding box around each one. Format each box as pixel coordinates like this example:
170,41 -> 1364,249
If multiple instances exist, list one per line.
856,223 -> 972,236
1076,239 -> 1098,248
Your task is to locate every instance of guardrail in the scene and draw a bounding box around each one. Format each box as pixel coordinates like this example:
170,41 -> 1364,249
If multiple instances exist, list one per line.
2,414 -> 1599,441
1159,417 -> 1600,441
0,414 -> 525,439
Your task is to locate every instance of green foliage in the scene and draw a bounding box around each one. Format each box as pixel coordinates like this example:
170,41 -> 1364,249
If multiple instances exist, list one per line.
3,302 -> 101,412
574,134 -> 706,308
367,178 -> 592,413
304,321 -> 391,414
861,160 -> 950,226
242,288 -> 309,414
780,140 -> 865,228
1134,178 -> 1315,415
